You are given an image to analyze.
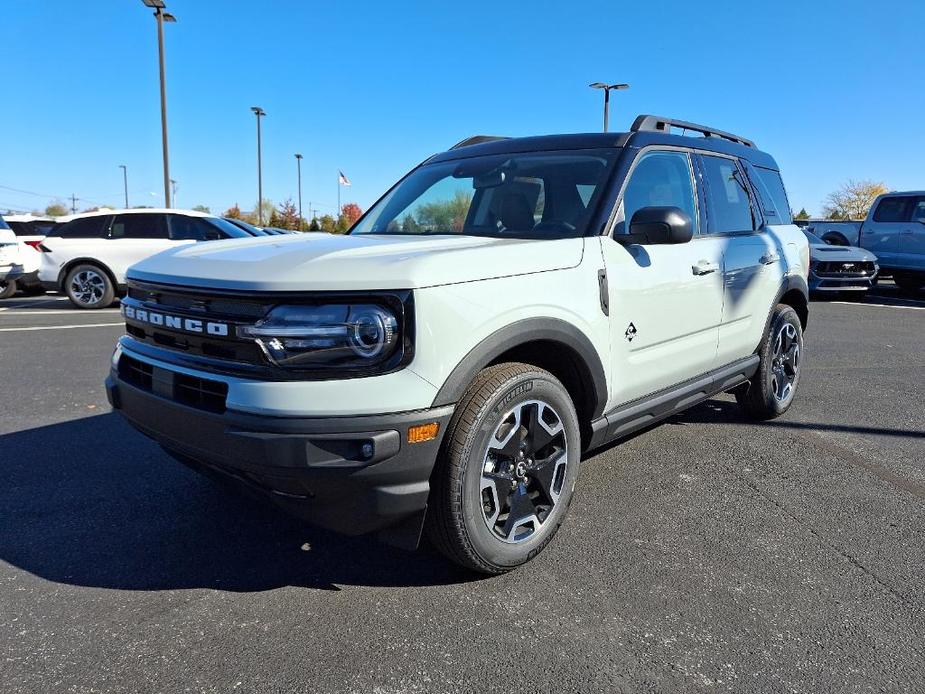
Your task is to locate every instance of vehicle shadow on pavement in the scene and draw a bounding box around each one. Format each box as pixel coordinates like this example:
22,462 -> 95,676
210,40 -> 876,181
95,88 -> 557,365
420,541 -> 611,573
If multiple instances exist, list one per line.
670,398 -> 925,440
0,413 -> 476,592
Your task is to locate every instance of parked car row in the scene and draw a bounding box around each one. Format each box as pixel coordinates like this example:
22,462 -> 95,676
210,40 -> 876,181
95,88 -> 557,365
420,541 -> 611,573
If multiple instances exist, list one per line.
800,191 -> 925,292
0,209 -> 305,307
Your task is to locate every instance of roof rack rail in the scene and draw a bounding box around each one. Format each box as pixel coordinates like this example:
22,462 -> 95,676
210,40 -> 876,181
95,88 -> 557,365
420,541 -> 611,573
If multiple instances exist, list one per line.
630,115 -> 755,148
450,135 -> 510,150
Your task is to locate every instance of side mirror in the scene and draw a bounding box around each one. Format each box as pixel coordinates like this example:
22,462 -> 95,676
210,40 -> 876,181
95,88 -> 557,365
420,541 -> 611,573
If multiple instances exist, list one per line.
626,206 -> 693,245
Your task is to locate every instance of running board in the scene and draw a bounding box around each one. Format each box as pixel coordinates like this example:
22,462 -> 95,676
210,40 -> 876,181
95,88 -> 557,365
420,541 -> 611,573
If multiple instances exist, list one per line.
587,355 -> 759,450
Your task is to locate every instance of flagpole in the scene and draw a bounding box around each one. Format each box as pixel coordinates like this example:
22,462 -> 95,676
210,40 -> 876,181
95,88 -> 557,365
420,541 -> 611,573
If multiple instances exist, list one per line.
337,172 -> 341,220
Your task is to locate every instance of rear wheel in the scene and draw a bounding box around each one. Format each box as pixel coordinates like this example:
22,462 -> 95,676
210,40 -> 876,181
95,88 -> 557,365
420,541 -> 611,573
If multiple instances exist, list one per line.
736,304 -> 803,420
0,279 -> 16,299
426,363 -> 581,574
65,264 -> 115,309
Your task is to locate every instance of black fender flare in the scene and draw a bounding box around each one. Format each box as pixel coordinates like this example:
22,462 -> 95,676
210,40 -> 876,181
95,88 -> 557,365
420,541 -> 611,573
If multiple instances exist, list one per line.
430,318 -> 608,418
758,274 -> 809,351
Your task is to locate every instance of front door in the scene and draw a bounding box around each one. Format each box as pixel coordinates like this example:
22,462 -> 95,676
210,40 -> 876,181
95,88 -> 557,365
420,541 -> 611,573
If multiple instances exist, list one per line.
901,196 -> 925,271
600,149 -> 724,408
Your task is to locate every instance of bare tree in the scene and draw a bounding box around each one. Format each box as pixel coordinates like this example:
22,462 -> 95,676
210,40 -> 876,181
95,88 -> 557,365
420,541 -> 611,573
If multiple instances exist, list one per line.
823,180 -> 888,220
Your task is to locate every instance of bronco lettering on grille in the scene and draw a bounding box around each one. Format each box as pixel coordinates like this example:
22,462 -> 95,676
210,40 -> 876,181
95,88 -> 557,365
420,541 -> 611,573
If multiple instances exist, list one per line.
123,305 -> 229,336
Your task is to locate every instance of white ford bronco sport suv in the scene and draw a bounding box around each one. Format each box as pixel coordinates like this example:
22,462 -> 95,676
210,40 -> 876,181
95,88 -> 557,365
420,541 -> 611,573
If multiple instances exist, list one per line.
106,115 -> 809,574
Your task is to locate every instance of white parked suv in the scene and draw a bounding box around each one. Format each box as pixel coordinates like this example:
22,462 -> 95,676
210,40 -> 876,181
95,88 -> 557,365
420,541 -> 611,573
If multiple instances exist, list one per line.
0,216 -> 43,298
106,116 -> 810,573
38,208 -> 251,308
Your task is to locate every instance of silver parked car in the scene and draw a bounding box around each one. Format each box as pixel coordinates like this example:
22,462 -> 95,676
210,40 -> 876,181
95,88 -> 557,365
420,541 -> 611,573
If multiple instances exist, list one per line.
804,230 -> 878,295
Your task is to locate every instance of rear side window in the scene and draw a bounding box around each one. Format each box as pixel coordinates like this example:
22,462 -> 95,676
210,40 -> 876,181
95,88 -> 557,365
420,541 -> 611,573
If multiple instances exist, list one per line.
620,151 -> 699,235
700,155 -> 755,233
873,197 -> 912,222
911,197 -> 925,224
0,217 -> 11,230
110,213 -> 168,239
55,216 -> 109,238
753,167 -> 793,225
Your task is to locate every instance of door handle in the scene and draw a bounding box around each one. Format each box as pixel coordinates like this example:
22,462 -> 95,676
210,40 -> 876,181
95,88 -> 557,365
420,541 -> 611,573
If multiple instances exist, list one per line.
900,229 -> 914,235
692,260 -> 719,275
760,253 -> 780,265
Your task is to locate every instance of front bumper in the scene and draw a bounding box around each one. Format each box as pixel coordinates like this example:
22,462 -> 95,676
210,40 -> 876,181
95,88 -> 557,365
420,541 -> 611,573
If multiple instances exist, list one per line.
808,270 -> 878,292
106,364 -> 454,544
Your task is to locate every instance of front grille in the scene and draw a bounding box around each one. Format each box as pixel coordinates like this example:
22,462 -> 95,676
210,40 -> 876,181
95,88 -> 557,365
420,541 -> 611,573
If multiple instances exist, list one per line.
118,354 -> 228,413
122,283 -> 270,366
814,261 -> 876,277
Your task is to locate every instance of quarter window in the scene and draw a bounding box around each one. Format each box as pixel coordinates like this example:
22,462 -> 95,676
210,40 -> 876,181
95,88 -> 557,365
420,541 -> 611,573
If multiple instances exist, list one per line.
873,197 -> 912,223
700,155 -> 755,233
753,167 -> 793,225
110,213 -> 168,239
54,216 -> 109,238
620,151 -> 699,235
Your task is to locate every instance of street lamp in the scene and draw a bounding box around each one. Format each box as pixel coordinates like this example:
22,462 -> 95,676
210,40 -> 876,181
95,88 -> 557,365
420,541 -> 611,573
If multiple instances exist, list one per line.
119,164 -> 128,208
141,0 -> 176,207
294,153 -> 303,227
251,106 -> 266,224
589,82 -> 629,133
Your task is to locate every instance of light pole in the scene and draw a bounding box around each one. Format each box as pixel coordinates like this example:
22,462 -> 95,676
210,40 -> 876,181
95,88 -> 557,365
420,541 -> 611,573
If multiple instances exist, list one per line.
119,164 -> 128,208
251,106 -> 266,224
295,153 -> 303,226
141,0 -> 176,207
589,82 -> 629,132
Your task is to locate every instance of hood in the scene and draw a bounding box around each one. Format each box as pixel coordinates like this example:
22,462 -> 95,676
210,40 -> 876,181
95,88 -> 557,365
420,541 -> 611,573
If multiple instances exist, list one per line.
809,243 -> 877,262
126,232 -> 586,291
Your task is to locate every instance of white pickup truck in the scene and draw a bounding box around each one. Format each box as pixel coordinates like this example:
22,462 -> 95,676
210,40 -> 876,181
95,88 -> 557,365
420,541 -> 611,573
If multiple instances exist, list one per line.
808,191 -> 925,292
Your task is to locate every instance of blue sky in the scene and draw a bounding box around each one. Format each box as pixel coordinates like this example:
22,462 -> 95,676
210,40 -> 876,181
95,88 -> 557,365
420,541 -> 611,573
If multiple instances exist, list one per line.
2,0 -> 923,217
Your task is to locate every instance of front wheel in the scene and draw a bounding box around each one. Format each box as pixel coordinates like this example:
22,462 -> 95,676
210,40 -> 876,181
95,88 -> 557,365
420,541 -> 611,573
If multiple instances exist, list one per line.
426,363 -> 582,574
736,304 -> 804,420
64,264 -> 115,309
0,279 -> 16,299
893,273 -> 924,293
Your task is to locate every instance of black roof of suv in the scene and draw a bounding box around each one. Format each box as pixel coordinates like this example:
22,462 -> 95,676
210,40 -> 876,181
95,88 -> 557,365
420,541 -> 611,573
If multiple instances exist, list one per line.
430,114 -> 779,170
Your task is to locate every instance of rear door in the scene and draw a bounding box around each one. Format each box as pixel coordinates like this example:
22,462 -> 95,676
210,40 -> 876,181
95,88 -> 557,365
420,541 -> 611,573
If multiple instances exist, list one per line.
104,213 -> 172,282
698,154 -> 783,366
862,196 -> 911,267
600,148 -> 725,405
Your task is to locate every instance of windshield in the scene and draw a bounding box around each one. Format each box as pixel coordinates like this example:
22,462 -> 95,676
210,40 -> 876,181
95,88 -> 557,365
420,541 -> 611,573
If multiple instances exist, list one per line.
803,229 -> 826,245
351,149 -> 617,239
206,216 -> 252,239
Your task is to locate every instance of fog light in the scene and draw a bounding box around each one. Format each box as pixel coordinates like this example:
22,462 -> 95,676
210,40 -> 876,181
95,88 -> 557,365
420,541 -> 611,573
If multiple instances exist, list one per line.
361,442 -> 374,459
407,422 -> 439,444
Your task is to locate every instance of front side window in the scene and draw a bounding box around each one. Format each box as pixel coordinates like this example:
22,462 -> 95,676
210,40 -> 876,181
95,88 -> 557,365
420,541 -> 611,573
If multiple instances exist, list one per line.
701,155 -> 755,233
110,213 -> 168,239
873,197 -> 912,223
619,150 -> 698,235
351,149 -> 617,239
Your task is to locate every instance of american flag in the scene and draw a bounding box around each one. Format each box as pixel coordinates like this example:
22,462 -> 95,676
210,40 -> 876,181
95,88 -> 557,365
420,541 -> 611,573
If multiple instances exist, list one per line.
338,171 -> 351,186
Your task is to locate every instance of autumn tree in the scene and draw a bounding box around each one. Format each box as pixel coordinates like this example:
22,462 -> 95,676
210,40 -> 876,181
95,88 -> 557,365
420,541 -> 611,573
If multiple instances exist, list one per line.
793,208 -> 810,221
223,204 -> 243,219
45,201 -> 69,217
823,180 -> 888,220
317,214 -> 337,232
276,198 -> 300,229
341,203 -> 363,227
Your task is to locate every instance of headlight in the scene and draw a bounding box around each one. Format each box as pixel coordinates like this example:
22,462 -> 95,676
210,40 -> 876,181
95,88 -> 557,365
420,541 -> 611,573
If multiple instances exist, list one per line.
237,303 -> 403,371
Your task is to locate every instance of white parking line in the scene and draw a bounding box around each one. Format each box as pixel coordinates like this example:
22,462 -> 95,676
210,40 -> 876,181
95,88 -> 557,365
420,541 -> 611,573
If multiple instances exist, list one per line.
831,301 -> 925,311
0,323 -> 124,332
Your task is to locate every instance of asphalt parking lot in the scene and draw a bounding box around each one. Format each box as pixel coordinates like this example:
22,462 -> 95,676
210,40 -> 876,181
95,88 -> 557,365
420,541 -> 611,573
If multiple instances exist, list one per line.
1,286 -> 923,693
